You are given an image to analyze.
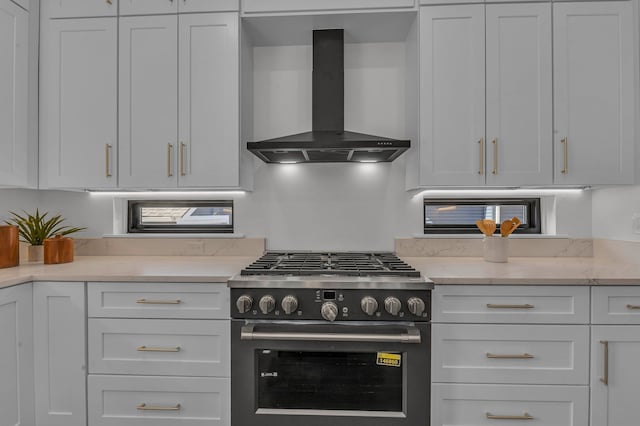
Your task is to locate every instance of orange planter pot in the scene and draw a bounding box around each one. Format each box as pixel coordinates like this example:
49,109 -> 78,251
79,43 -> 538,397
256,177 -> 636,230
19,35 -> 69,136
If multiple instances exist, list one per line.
0,225 -> 20,269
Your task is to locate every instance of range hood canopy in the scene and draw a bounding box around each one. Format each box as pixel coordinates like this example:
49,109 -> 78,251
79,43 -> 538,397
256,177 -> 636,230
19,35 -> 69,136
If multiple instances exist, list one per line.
247,29 -> 410,164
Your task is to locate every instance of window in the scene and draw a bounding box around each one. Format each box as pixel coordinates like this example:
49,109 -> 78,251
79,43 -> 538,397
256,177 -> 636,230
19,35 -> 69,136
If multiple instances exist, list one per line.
128,200 -> 233,234
424,198 -> 541,234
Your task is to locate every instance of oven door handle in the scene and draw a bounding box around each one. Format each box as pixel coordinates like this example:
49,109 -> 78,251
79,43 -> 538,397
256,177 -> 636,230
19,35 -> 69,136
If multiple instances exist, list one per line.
240,325 -> 422,344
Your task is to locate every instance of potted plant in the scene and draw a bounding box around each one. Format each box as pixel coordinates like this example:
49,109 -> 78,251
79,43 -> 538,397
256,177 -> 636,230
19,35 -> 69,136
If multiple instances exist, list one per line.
5,210 -> 86,262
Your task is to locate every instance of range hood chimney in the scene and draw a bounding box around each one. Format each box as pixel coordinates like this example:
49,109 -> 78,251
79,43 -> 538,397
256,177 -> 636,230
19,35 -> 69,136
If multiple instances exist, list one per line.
247,29 -> 410,164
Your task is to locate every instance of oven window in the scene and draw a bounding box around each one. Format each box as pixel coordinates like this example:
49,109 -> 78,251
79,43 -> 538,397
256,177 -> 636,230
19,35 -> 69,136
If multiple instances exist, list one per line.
257,350 -> 403,412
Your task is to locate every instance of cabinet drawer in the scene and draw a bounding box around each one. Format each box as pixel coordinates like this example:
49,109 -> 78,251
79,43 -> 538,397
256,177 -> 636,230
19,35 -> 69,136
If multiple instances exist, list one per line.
88,319 -> 229,377
433,285 -> 589,323
88,283 -> 229,319
432,324 -> 589,384
88,375 -> 229,426
432,384 -> 588,426
592,286 -> 640,324
242,0 -> 414,14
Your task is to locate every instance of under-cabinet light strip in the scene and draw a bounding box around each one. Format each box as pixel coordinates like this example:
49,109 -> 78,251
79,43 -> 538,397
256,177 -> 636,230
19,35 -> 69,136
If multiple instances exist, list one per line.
88,191 -> 246,197
414,188 -> 587,199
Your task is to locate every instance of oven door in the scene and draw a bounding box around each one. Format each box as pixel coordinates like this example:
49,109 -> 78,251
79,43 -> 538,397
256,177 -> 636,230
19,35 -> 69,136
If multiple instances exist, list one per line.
231,320 -> 430,426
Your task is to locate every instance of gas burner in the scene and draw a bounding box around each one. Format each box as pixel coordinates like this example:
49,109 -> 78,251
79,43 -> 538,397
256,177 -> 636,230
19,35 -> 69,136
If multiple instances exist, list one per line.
240,252 -> 420,277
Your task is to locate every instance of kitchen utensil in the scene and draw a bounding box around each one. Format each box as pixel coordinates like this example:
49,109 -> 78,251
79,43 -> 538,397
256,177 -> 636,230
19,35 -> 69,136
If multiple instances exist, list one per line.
476,219 -> 497,236
500,217 -> 521,237
0,225 -> 19,269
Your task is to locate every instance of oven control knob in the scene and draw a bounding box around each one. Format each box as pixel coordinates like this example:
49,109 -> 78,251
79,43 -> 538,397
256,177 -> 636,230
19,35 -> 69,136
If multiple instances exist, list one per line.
236,295 -> 253,314
360,296 -> 378,316
281,295 -> 299,315
259,295 -> 276,314
321,302 -> 338,322
384,297 -> 402,316
407,297 -> 426,317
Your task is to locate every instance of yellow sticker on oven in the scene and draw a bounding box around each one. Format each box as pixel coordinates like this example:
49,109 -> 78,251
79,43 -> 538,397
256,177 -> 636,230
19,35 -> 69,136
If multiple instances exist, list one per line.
376,352 -> 401,367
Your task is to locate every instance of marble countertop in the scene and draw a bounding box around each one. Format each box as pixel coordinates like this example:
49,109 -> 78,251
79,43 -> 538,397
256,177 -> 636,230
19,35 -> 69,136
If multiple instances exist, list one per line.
0,256 -> 258,289
404,257 -> 640,285
1,255 -> 639,289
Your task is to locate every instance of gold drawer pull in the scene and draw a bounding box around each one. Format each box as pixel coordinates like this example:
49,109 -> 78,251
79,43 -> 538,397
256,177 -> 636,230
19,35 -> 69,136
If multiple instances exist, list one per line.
136,299 -> 182,305
486,412 -> 534,420
600,340 -> 609,386
137,346 -> 181,353
626,304 -> 640,310
137,403 -> 181,411
486,304 -> 534,309
478,138 -> 484,175
560,137 -> 568,174
487,353 -> 534,359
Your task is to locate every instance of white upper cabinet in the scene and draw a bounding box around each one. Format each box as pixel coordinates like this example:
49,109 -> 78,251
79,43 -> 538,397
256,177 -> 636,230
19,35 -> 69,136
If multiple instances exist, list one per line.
0,0 -> 28,187
418,3 -> 552,187
42,0 -> 117,18
242,0 -> 414,14
40,18 -> 118,189
120,0 -> 238,15
178,13 -> 239,188
419,5 -> 485,186
485,3 -> 552,186
118,15 -> 178,189
553,1 -> 635,185
120,13 -> 240,189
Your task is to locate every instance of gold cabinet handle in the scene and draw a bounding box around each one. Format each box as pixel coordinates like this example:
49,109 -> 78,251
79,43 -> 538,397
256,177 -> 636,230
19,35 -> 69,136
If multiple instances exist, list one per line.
105,144 -> 112,177
180,142 -> 186,176
136,298 -> 181,305
492,138 -> 498,175
478,138 -> 484,175
561,137 -> 568,174
626,304 -> 640,310
137,346 -> 181,352
486,304 -> 534,309
486,353 -> 534,359
486,412 -> 534,420
600,340 -> 609,385
167,143 -> 174,177
137,403 -> 181,411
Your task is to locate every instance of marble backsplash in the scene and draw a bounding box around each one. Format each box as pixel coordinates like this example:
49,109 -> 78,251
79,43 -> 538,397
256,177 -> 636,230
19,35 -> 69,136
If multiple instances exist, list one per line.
72,237 -> 265,257
395,238 -> 594,257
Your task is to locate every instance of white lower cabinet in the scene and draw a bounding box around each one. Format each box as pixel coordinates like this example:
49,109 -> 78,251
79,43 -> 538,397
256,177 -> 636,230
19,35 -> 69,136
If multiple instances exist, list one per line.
431,285 -> 590,426
87,282 -> 231,426
591,286 -> 640,426
88,375 -> 230,426
432,384 -> 588,425
33,282 -> 87,426
0,284 -> 34,426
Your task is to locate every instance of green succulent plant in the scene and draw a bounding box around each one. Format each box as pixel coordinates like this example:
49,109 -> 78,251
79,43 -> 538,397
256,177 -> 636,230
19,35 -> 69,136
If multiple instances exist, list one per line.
5,209 -> 86,246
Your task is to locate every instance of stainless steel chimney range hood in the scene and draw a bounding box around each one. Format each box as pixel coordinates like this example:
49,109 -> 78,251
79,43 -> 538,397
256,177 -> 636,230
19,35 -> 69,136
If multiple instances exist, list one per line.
247,29 -> 410,164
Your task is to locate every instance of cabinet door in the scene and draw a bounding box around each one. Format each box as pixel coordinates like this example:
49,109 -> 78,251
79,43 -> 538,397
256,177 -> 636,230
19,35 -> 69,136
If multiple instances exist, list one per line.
119,15 -> 178,188
553,1 -> 634,185
419,5 -> 485,186
119,0 -> 177,16
591,326 -> 640,426
42,0 -> 117,18
178,13 -> 239,187
180,0 -> 239,12
40,18 -> 118,189
486,3 -> 552,186
0,284 -> 34,426
34,283 -> 86,426
0,0 -> 28,187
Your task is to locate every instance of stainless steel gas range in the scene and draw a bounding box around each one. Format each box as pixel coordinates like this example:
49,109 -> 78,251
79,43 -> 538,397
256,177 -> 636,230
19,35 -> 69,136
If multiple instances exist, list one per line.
229,252 -> 432,426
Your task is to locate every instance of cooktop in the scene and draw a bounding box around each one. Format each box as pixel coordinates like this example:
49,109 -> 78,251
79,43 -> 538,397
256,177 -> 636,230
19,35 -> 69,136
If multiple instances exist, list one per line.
240,252 -> 420,277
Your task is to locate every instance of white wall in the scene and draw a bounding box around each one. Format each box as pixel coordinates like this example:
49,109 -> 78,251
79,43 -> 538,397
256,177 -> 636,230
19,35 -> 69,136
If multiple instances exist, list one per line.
592,185 -> 640,241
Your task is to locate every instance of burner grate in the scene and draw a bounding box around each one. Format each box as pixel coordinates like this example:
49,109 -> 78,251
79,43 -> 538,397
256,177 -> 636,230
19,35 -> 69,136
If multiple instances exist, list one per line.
240,252 -> 420,277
